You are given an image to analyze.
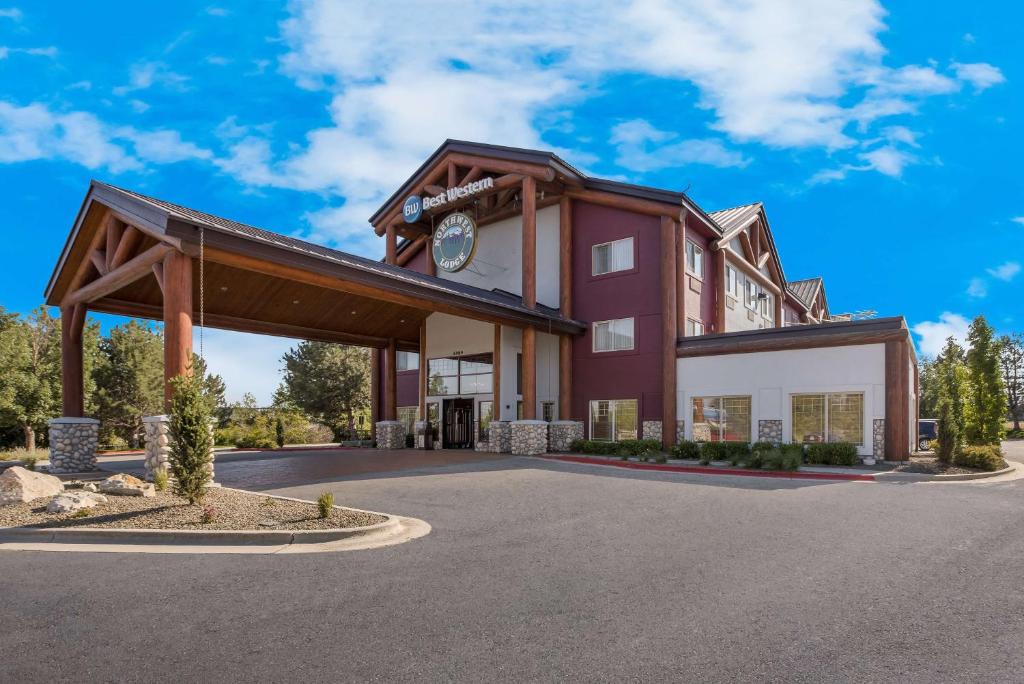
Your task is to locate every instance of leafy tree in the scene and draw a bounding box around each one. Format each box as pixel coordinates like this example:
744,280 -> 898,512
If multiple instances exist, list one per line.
0,308 -> 61,450
998,333 -> 1024,432
168,373 -> 213,504
192,353 -> 229,426
934,337 -> 966,463
964,316 -> 1007,445
92,320 -> 165,447
917,355 -> 940,418
278,342 -> 369,438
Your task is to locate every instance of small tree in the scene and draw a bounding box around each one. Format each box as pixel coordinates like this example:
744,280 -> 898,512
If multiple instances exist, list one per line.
168,373 -> 213,504
998,333 -> 1024,432
965,316 -> 1007,445
275,417 -> 285,448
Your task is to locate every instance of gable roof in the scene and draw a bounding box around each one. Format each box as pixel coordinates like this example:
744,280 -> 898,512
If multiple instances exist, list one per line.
708,202 -> 763,234
787,277 -> 823,308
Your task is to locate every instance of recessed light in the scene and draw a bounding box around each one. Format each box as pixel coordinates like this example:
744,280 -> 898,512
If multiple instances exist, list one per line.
220,286 -> 228,292
351,310 -> 357,315
400,319 -> 405,323
292,299 -> 300,304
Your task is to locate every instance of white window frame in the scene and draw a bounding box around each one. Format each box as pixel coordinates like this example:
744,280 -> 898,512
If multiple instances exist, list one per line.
592,317 -> 635,353
791,392 -> 864,446
588,398 -> 639,442
691,395 -> 752,442
686,240 -> 704,279
686,318 -> 705,337
726,264 -> 738,298
396,351 -> 419,372
591,237 -> 634,276
746,280 -> 759,310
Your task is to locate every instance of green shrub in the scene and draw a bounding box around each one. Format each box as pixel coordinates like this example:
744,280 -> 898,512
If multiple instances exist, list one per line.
745,450 -> 764,469
617,439 -> 661,457
22,455 -> 37,471
275,418 -> 285,448
152,469 -> 169,492
751,441 -> 775,455
672,440 -> 701,460
201,505 -> 216,524
804,442 -> 859,466
71,507 -> 92,519
954,445 -> 1004,471
168,373 -> 214,505
724,442 -> 751,466
700,441 -> 727,463
234,433 -> 276,449
317,492 -> 334,519
762,448 -> 801,471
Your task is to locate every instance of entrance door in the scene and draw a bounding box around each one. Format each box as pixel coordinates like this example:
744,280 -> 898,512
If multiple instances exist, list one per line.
443,398 -> 474,449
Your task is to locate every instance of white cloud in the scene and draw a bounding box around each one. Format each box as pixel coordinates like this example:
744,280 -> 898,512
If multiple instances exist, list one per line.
0,46 -> 58,59
912,312 -> 970,357
0,8 -> 21,21
113,61 -> 190,96
967,278 -> 988,298
67,80 -> 92,91
193,329 -> 296,404
128,99 -> 150,114
962,33 -> 976,44
859,145 -> 914,177
205,6 -> 229,17
120,129 -> 213,164
986,261 -> 1021,282
951,62 -> 1005,91
1012,217 -> 1024,226
610,119 -> 749,171
206,55 -> 231,66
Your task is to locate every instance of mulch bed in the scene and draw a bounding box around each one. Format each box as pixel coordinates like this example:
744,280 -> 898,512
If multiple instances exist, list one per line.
892,456 -> 1002,475
0,486 -> 386,531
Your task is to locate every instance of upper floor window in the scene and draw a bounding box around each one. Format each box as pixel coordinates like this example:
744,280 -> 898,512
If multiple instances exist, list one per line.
686,240 -> 704,278
592,237 -> 634,276
762,292 -> 774,320
427,353 -> 493,395
745,279 -> 758,309
726,265 -> 739,298
397,351 -> 419,372
686,318 -> 705,337
593,317 -> 635,352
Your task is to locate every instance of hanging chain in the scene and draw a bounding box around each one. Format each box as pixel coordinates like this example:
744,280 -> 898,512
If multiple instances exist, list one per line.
199,225 -> 205,361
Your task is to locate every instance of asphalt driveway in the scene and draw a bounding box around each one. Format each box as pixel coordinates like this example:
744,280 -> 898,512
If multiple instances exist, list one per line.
3,443 -> 1024,682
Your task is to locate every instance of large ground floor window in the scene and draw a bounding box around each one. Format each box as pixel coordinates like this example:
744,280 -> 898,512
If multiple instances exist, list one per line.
589,399 -> 638,442
791,392 -> 864,445
478,400 -> 493,441
397,406 -> 418,435
428,353 -> 493,395
692,396 -> 751,442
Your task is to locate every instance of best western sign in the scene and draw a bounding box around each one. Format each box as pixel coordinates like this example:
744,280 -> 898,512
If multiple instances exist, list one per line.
403,176 -> 495,223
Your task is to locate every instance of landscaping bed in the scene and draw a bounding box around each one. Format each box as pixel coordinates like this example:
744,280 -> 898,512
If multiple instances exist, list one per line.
892,456 -> 1006,475
0,486 -> 386,531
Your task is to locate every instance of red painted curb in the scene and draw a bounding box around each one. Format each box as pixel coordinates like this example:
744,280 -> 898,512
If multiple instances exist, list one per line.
541,454 -> 877,482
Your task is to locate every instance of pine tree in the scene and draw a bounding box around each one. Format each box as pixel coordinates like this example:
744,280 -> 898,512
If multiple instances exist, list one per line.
965,316 -> 1007,445
0,308 -> 61,450
168,372 -> 213,504
92,320 -> 165,447
278,342 -> 369,438
934,337 -> 966,462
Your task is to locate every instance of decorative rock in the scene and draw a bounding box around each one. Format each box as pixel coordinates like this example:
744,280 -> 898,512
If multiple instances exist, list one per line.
375,421 -> 406,450
99,473 -> 156,497
510,420 -> 548,456
675,421 -> 686,444
143,415 -> 172,481
642,420 -> 662,444
872,419 -> 885,462
46,491 -> 107,513
47,417 -> 100,473
82,482 -> 99,492
548,421 -> 583,452
0,466 -> 65,505
758,419 -> 783,444
488,421 -> 511,453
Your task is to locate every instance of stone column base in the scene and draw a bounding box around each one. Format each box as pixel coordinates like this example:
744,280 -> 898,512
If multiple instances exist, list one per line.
47,418 -> 100,473
758,419 -> 783,444
871,418 -> 885,465
489,421 -> 511,453
642,420 -> 662,443
375,421 -> 406,450
548,420 -> 583,452
675,420 -> 686,444
510,420 -> 548,456
142,415 -> 216,482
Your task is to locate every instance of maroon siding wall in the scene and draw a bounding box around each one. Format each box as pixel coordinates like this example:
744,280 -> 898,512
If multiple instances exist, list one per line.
405,242 -> 429,274
397,369 -> 418,409
570,201 -> 664,437
685,223 -> 718,331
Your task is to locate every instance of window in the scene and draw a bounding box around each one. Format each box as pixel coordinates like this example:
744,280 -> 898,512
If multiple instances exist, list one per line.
686,240 -> 704,278
746,280 -> 758,309
396,351 -> 419,371
427,353 -> 493,395
686,318 -> 705,337
593,318 -> 635,352
726,265 -> 738,298
541,401 -> 555,422
592,237 -> 634,275
589,399 -> 638,442
691,396 -> 751,442
791,393 -> 864,445
397,406 -> 418,435
478,400 -> 493,441
762,293 -> 774,321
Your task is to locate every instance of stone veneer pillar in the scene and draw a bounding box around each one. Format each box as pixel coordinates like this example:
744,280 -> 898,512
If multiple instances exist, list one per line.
642,420 -> 662,444
757,419 -> 783,444
547,420 -> 583,452
871,419 -> 885,464
510,420 -> 548,456
47,417 -> 100,473
142,415 -> 216,482
675,420 -> 685,445
488,421 -> 511,453
375,420 -> 406,450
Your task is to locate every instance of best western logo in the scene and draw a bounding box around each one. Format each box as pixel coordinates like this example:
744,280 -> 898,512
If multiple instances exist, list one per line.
403,176 -> 495,223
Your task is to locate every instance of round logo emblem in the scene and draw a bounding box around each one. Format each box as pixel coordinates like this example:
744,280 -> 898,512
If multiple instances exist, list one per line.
402,195 -> 423,223
432,212 -> 478,273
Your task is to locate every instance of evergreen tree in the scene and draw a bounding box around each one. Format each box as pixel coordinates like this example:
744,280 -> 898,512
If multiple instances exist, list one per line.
917,356 -> 940,418
0,308 -> 61,450
92,320 -> 165,447
965,316 -> 1007,445
192,353 -> 229,426
998,333 -> 1024,432
278,342 -> 369,438
934,337 -> 966,463
167,373 -> 213,504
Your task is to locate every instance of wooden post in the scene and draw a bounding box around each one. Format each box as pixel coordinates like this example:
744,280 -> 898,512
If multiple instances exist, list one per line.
385,224 -> 397,265
676,216 -> 687,339
163,250 -> 193,408
385,338 -> 397,421
521,326 -> 536,419
522,176 -> 537,309
885,339 -> 909,461
425,234 -> 436,277
559,334 -> 572,421
774,289 -> 783,328
60,304 -> 85,417
370,348 -> 381,427
715,249 -> 727,333
419,322 -> 427,421
660,216 -> 678,450
105,219 -> 124,272
493,324 -> 502,420
559,197 -> 572,317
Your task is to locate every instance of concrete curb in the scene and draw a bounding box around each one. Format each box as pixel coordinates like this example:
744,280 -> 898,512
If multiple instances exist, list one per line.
0,488 -> 431,553
537,455 -> 876,481
874,461 -> 1017,482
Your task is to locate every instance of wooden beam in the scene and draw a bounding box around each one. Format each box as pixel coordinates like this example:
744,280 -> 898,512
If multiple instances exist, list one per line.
65,211 -> 115,297
715,249 -> 727,333
564,187 -> 685,221
418,322 -> 427,422
396,235 -> 427,267
110,226 -> 143,269
64,244 -> 173,307
163,250 -> 193,407
757,250 -> 770,270
105,219 -> 124,272
462,166 -> 483,184
447,160 -> 457,187
885,339 -> 910,461
384,338 -> 397,422
370,348 -> 380,427
559,197 -> 572,317
522,176 -> 537,309
559,334 -> 572,421
445,152 -> 556,182
60,304 -> 85,417
660,216 -> 678,450
725,249 -> 781,296
90,250 -> 108,276
522,326 -> 536,420
424,184 -> 446,196
493,324 -> 502,420
385,224 -> 397,265
677,328 -> 909,358
416,172 -> 523,221
151,262 -> 164,294
676,215 -> 687,338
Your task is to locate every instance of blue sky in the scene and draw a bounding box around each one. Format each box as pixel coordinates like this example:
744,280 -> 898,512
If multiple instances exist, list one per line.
0,1 -> 1020,403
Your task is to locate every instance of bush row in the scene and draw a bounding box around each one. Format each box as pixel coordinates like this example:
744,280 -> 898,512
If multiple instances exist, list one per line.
953,444 -> 1005,471
569,439 -> 664,461
671,440 -> 861,468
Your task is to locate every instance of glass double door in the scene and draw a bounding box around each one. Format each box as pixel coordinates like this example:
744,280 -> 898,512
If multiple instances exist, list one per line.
443,398 -> 475,449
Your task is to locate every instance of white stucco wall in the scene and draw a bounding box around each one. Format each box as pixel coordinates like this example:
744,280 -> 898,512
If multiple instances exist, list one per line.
437,204 -> 560,309
676,343 -> 886,456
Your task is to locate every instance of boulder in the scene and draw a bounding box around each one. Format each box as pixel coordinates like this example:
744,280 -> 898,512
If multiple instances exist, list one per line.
98,473 -> 155,497
0,466 -> 64,506
46,491 -> 108,513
